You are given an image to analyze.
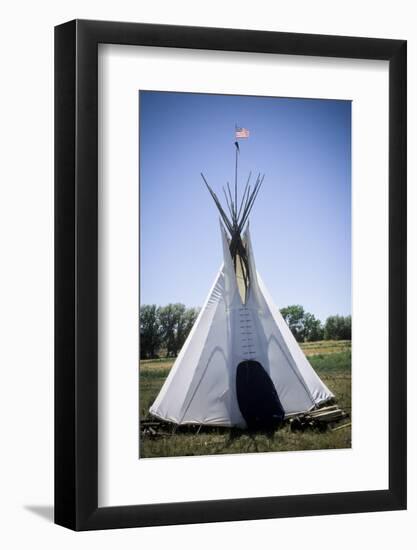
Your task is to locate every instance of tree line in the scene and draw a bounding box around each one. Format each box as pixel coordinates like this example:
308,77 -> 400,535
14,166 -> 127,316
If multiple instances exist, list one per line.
140,303 -> 351,359
279,305 -> 351,343
140,304 -> 199,359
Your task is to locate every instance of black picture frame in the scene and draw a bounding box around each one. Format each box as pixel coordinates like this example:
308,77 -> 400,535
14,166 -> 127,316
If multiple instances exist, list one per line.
55,19 -> 407,531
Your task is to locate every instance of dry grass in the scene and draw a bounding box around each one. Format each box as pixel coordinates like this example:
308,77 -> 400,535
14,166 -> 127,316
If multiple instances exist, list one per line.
300,340 -> 351,356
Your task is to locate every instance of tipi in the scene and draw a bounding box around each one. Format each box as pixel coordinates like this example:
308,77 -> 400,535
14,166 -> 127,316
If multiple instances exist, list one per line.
149,141 -> 334,429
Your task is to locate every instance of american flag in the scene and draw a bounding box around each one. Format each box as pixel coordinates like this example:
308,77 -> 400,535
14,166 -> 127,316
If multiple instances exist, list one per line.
235,127 -> 250,139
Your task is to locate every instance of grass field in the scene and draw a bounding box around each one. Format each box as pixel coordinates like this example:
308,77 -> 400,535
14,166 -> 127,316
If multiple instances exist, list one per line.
139,340 -> 351,458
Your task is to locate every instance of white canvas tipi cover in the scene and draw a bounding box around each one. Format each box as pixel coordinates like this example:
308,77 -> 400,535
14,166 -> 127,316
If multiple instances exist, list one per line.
149,225 -> 333,427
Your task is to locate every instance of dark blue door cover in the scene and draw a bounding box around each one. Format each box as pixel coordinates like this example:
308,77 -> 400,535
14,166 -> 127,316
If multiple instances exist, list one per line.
236,360 -> 285,430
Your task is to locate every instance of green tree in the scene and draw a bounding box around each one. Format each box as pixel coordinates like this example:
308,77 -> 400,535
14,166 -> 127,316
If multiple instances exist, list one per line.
159,303 -> 199,357
139,304 -> 162,359
343,315 -> 352,339
280,305 -> 306,342
280,305 -> 325,342
324,315 -> 351,340
140,304 -> 200,359
176,307 -> 199,351
158,304 -> 182,357
304,312 -> 324,342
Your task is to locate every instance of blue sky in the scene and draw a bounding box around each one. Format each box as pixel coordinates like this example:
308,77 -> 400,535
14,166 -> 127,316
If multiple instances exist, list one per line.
140,91 -> 351,322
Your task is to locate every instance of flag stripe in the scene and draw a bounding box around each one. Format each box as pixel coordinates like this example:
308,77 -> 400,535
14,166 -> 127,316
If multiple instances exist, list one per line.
235,127 -> 250,139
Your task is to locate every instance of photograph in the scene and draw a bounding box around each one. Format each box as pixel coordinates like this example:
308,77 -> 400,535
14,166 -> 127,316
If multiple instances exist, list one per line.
0,2 -> 409,542
139,91 -> 352,458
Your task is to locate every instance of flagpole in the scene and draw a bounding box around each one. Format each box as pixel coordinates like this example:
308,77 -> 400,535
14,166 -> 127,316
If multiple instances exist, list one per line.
235,141 -> 238,222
